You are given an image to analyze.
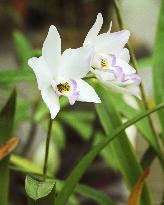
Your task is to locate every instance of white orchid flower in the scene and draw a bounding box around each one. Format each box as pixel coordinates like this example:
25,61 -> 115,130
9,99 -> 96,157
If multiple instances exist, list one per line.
84,13 -> 141,98
28,26 -> 101,119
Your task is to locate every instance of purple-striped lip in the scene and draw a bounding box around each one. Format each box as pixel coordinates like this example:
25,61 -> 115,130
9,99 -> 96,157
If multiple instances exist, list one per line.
122,73 -> 141,85
99,54 -> 141,86
54,79 -> 79,105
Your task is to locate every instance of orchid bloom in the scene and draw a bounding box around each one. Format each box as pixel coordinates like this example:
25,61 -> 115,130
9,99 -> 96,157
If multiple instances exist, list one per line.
84,13 -> 141,98
28,26 -> 101,119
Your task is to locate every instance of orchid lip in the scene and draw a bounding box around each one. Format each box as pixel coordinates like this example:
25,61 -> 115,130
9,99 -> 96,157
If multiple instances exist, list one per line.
92,53 -> 141,88
51,79 -> 80,105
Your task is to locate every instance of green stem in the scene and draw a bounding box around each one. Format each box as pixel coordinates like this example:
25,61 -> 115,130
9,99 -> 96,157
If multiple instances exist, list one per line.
112,0 -> 151,109
43,115 -> 53,180
112,0 -> 163,157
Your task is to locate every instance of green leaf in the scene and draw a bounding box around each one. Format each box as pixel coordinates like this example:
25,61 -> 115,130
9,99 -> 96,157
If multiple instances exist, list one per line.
51,121 -> 66,150
76,184 -> 117,205
96,132 -> 119,170
10,157 -> 116,205
57,180 -> 117,205
25,175 -> 55,200
61,111 -> 95,140
11,154 -> 43,174
0,69 -> 34,85
152,0 -> 164,145
0,90 -> 16,205
13,31 -> 32,69
109,93 -> 159,149
15,98 -> 31,126
107,92 -> 164,165
55,100 -> 164,205
137,57 -> 152,69
140,146 -> 157,169
95,85 -> 152,205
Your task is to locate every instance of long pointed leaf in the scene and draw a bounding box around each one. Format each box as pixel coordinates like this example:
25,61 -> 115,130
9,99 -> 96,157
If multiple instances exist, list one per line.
55,101 -> 164,205
152,0 -> 164,145
13,31 -> 32,70
95,85 -> 152,205
0,90 -> 16,205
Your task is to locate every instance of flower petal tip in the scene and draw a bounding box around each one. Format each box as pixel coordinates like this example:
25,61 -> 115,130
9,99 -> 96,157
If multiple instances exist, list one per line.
49,25 -> 57,32
97,13 -> 103,24
96,98 -> 101,103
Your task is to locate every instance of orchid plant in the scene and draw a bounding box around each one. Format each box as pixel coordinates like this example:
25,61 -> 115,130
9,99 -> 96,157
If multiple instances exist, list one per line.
0,1 -> 164,205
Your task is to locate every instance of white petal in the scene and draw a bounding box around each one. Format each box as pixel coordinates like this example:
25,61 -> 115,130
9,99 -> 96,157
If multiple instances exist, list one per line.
116,58 -> 136,74
91,68 -> 115,81
58,45 -> 93,79
76,79 -> 101,103
41,87 -> 60,119
28,57 -> 52,90
42,25 -> 61,76
95,30 -> 130,55
83,13 -> 103,46
118,48 -> 130,62
104,81 -> 141,99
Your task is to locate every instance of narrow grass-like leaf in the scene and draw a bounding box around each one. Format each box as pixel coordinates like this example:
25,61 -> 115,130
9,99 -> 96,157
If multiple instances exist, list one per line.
109,93 -> 160,150
55,101 -> 164,205
0,90 -> 16,205
141,146 -> 157,169
108,92 -> 164,165
152,0 -> 164,145
11,154 -> 43,174
61,111 -> 95,140
13,31 -> 32,69
10,158 -> 116,205
0,69 -> 34,85
95,85 -> 152,205
76,184 -> 117,205
138,57 -> 152,68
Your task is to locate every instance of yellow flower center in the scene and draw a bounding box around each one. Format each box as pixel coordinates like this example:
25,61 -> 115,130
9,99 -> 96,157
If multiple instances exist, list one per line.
101,58 -> 109,69
57,82 -> 70,94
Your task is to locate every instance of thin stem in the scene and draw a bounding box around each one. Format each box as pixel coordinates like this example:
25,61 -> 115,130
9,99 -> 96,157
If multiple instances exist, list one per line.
112,0 -> 161,147
43,115 -> 53,180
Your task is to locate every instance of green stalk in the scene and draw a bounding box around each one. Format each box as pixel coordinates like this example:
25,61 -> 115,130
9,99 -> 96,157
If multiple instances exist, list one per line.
112,0 -> 163,164
43,116 -> 53,180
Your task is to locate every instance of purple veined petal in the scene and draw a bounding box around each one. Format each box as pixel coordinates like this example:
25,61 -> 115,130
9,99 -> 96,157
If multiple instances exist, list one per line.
68,91 -> 80,105
68,79 -> 80,105
108,54 -> 123,78
52,79 -> 80,105
71,79 -> 77,91
109,54 -> 116,66
123,73 -> 141,85
113,66 -> 123,78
